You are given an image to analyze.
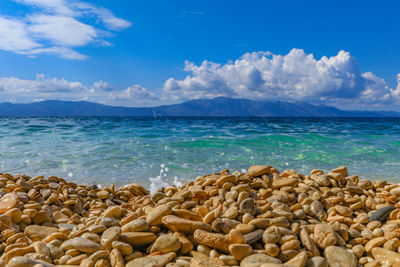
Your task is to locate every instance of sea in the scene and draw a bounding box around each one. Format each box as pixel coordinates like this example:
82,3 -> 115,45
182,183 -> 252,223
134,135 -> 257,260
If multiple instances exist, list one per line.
0,117 -> 399,190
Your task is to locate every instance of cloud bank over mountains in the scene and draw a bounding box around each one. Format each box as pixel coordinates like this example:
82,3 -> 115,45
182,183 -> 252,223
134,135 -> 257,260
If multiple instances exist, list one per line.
0,0 -> 131,59
163,49 -> 400,106
0,49 -> 399,109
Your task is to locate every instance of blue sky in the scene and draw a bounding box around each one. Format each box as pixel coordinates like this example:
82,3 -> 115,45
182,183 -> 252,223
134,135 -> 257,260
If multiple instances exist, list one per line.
0,0 -> 399,110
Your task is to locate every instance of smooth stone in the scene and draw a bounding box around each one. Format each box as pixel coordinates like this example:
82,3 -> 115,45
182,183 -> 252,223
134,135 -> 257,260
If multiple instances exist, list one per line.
314,224 -> 337,249
272,178 -> 298,188
240,198 -> 256,215
365,237 -> 386,252
300,228 -> 319,256
7,256 -> 36,267
152,235 -> 181,253
24,225 -> 59,240
369,206 -> 396,222
305,257 -> 328,267
371,247 -> 400,265
146,204 -> 172,226
244,229 -> 264,244
121,219 -> 149,232
285,251 -> 308,267
126,252 -> 176,267
330,166 -> 348,176
212,218 -> 241,234
240,254 -> 282,267
120,232 -> 157,246
110,249 -> 124,267
390,187 -> 400,197
248,165 -> 270,177
324,246 -> 357,267
97,190 -> 109,199
228,244 -> 253,261
101,226 -> 121,250
101,217 -> 120,227
0,193 -> 18,213
310,201 -> 327,221
162,215 -> 212,234
72,237 -> 101,253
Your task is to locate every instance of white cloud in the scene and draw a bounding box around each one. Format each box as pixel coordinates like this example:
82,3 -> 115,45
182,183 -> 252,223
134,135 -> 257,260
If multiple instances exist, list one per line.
93,80 -> 114,91
0,17 -> 41,51
0,75 -> 158,106
20,46 -> 88,60
27,15 -> 97,47
0,49 -> 399,109
0,0 -> 131,59
162,49 -> 400,106
112,85 -> 158,102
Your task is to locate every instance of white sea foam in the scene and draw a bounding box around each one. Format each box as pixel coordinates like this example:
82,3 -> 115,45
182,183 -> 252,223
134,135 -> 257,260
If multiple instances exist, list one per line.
149,164 -> 170,194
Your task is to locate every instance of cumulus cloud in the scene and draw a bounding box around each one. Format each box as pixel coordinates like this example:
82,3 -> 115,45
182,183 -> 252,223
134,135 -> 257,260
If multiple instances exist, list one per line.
0,0 -> 131,59
0,74 -> 158,106
162,49 -> 400,106
112,85 -> 158,102
1,49 -> 399,109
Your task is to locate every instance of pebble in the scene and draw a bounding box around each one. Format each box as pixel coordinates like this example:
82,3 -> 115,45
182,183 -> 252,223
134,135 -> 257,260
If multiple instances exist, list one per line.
72,237 -> 101,254
0,193 -> 18,213
126,252 -> 176,267
240,254 -> 281,267
371,247 -> 400,265
100,226 -> 121,250
305,256 -> 328,267
369,206 -> 396,222
152,235 -> 181,253
4,165 -> 400,267
314,224 -> 337,249
228,243 -> 253,261
324,246 -> 357,267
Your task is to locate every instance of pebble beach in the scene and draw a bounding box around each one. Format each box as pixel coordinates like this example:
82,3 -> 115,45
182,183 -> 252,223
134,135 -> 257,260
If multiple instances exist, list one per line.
1,165 -> 400,267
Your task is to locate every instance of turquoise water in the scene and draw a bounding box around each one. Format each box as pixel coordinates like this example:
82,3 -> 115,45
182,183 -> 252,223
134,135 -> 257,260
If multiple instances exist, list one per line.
0,117 -> 399,187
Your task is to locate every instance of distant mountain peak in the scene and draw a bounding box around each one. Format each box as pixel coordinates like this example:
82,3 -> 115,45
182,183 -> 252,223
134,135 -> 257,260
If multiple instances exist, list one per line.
0,98 -> 399,117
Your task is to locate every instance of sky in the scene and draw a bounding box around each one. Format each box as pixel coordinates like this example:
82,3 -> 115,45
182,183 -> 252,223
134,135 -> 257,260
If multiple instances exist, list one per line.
0,0 -> 399,110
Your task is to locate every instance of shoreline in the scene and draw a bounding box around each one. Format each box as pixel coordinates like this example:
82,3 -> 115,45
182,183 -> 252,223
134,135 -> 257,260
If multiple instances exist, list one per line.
1,165 -> 400,266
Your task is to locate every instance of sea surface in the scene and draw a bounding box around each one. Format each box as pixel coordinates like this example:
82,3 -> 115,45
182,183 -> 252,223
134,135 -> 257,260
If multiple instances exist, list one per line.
0,117 -> 399,189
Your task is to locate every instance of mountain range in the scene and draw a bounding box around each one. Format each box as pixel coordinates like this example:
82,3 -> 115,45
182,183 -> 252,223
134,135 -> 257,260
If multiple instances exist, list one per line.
0,97 -> 399,117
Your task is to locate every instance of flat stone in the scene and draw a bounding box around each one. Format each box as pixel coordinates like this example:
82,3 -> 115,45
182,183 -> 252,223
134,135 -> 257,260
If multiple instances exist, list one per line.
162,215 -> 212,234
305,257 -> 328,267
101,226 -> 121,250
72,237 -> 101,253
243,229 -> 263,244
300,228 -> 319,256
248,165 -> 271,177
369,206 -> 396,222
120,232 -> 157,246
0,193 -> 18,214
24,225 -> 59,240
229,244 -> 252,261
7,256 -> 36,267
126,252 -> 176,267
122,219 -> 149,232
324,246 -> 357,267
152,235 -> 181,253
272,178 -> 298,188
314,224 -> 337,249
146,204 -> 172,226
285,251 -> 308,267
371,247 -> 400,265
240,254 -> 282,267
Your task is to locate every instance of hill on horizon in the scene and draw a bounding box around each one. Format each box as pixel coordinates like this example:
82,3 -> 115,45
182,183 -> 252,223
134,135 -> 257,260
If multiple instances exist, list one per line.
0,97 -> 399,117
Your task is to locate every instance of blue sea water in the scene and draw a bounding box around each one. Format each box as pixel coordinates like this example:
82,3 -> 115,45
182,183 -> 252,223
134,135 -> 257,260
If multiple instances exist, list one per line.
0,117 -> 399,187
